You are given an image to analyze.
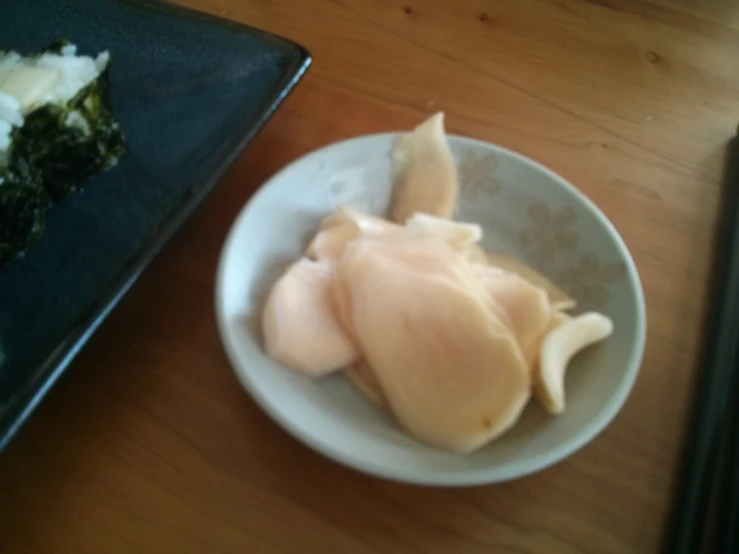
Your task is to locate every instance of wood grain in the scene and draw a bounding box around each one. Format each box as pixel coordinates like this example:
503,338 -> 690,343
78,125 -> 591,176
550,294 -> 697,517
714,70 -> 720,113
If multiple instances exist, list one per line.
2,0 -> 738,552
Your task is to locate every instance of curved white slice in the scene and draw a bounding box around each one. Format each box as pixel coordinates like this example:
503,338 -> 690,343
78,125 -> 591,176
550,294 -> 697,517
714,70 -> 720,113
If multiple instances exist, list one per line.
390,112 -> 458,223
404,213 -> 482,248
262,258 -> 358,377
337,239 -> 530,453
535,312 -> 614,414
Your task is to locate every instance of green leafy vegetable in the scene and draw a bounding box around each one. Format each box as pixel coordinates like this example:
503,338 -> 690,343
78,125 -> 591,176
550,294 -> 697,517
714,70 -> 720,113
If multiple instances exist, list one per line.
0,159 -> 49,269
0,39 -> 126,268
11,65 -> 126,201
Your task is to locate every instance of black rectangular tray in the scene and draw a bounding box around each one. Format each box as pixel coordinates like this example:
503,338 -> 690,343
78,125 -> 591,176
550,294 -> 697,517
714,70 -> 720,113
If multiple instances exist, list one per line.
0,0 -> 310,450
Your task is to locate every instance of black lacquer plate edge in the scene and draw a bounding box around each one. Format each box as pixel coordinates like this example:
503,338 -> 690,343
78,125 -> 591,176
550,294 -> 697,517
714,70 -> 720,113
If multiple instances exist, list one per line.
0,0 -> 312,452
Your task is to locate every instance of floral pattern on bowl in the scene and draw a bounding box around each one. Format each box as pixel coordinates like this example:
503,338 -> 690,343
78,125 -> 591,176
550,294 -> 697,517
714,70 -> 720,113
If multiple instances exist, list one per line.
458,150 -> 501,201
519,201 -> 579,263
557,254 -> 628,309
453,145 -> 629,313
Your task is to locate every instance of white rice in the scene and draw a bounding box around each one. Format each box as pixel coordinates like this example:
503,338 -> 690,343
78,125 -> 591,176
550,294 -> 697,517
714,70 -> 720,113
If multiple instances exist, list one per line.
0,44 -> 109,169
0,52 -> 21,74
34,49 -> 109,105
0,92 -> 22,169
0,119 -> 12,152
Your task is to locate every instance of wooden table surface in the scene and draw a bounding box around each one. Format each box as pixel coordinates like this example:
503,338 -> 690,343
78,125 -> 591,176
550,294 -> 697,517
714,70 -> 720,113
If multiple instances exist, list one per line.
2,1 -> 738,552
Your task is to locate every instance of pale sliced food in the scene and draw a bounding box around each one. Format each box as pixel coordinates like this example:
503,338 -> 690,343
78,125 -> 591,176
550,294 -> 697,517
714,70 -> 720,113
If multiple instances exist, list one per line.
307,207 -> 399,261
341,234 -> 498,319
336,239 -> 530,453
262,258 -> 358,377
535,312 -> 614,414
307,222 -> 362,261
319,205 -> 399,234
465,243 -> 488,264
529,310 -> 569,410
390,112 -> 458,223
472,264 -> 553,367
309,207 -> 485,265
404,212 -> 482,249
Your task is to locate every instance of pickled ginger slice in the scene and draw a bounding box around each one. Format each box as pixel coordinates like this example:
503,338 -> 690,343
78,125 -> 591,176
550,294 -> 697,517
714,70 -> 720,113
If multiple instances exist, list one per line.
404,212 -> 482,248
307,207 -> 399,261
341,234 -> 496,316
472,265 -> 552,367
390,112 -> 458,223
262,258 -> 358,377
307,221 -> 362,261
320,205 -> 398,234
534,312 -> 613,414
337,238 -> 530,453
308,208 -> 482,262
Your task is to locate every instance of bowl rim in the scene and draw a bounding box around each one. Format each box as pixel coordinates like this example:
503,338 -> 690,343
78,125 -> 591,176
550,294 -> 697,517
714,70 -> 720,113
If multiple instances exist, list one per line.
214,131 -> 648,486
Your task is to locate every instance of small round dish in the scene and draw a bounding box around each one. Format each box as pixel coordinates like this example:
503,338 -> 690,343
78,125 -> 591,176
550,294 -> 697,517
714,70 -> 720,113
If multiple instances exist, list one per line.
215,132 -> 647,486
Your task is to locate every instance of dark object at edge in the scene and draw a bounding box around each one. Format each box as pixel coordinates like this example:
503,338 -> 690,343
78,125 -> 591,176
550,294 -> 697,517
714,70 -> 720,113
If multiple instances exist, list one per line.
0,0 -> 312,452
663,131 -> 739,554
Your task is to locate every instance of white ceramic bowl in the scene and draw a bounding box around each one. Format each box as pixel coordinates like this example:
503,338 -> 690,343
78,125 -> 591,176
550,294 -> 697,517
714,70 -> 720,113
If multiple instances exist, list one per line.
215,133 -> 647,486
